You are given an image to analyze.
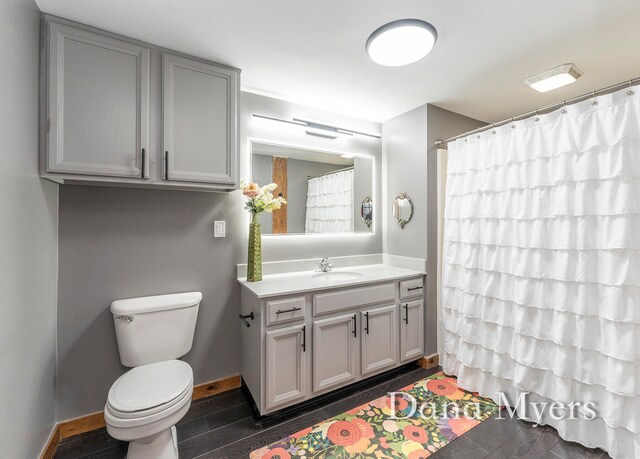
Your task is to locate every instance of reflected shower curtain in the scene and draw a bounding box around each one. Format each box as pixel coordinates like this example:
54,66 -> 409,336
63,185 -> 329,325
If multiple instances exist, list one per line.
305,169 -> 354,233
442,85 -> 640,458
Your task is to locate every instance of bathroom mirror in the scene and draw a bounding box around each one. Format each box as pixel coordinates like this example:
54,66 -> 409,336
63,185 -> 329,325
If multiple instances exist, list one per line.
251,141 -> 374,235
392,192 -> 413,229
361,197 -> 373,228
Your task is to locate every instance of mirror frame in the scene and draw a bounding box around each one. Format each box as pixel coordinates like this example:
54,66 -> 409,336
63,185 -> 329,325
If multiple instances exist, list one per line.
392,192 -> 413,229
247,139 -> 376,237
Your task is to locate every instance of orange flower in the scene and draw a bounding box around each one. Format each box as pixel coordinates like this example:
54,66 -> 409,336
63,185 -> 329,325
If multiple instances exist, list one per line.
449,416 -> 480,436
408,448 -> 431,459
403,425 -> 429,444
426,378 -> 457,397
327,420 -> 362,446
386,395 -> 409,411
261,447 -> 291,459
327,418 -> 374,454
292,426 -> 312,439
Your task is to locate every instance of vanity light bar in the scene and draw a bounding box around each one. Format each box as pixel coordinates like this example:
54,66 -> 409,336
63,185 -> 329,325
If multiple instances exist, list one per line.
252,114 -> 381,139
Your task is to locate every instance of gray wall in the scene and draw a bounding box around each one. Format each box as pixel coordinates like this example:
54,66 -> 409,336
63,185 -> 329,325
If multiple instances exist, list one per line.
382,104 -> 485,357
56,92 -> 382,420
382,105 -> 429,258
0,0 -> 59,456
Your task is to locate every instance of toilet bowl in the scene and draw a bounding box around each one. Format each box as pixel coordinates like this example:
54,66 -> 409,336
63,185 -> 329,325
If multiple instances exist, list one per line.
105,360 -> 193,459
105,292 -> 202,459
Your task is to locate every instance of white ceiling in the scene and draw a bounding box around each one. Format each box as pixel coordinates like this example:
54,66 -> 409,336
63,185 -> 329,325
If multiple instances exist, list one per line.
36,0 -> 640,123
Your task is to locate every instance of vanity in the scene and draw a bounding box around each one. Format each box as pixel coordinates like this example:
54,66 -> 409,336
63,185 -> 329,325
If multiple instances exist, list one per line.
239,264 -> 425,415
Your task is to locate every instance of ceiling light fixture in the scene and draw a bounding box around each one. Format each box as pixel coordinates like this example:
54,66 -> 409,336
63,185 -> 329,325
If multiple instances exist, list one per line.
340,154 -> 355,159
366,19 -> 438,67
524,64 -> 583,93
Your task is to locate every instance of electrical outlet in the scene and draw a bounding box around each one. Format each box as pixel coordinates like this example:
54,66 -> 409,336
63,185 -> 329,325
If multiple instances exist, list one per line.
214,221 -> 225,238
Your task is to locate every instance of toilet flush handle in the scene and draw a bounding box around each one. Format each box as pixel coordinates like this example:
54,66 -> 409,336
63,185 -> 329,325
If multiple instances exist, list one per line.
115,315 -> 134,323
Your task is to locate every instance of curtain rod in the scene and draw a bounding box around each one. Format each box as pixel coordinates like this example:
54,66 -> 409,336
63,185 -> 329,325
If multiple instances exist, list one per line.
307,166 -> 354,180
435,76 -> 640,147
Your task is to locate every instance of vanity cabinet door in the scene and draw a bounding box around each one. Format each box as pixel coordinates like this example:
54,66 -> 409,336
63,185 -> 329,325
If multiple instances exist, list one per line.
313,314 -> 358,393
265,324 -> 307,411
162,53 -> 238,185
400,300 -> 424,362
361,304 -> 398,376
46,22 -> 149,178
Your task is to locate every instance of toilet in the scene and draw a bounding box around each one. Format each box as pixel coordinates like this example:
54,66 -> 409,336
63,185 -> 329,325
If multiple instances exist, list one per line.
104,292 -> 202,459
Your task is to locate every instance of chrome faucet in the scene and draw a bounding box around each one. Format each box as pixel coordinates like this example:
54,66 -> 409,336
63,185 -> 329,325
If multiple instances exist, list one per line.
317,257 -> 333,272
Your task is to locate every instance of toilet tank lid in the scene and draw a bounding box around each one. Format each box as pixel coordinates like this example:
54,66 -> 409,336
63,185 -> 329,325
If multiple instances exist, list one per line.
111,292 -> 202,315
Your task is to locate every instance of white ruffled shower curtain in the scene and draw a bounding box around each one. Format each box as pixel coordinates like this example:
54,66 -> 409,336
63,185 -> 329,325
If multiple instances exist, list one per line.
442,85 -> 640,458
305,169 -> 354,233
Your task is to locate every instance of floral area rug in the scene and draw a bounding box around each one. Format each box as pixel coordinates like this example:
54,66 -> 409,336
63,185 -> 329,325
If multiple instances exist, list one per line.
250,372 -> 499,458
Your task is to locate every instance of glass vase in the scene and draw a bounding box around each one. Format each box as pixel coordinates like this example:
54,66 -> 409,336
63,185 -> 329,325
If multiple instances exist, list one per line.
247,213 -> 262,282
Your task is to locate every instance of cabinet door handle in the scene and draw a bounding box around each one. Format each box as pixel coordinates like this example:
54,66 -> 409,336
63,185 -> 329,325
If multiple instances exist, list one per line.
301,325 -> 306,352
364,312 -> 369,335
404,304 -> 409,324
276,307 -> 301,315
408,286 -> 423,292
164,151 -> 169,180
141,148 -> 146,178
352,314 -> 357,338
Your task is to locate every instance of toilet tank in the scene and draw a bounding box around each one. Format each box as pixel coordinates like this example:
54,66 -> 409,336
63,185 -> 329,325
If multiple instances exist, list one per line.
111,292 -> 202,367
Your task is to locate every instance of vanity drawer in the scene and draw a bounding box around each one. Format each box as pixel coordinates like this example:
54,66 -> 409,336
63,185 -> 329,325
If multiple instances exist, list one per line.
313,283 -> 395,316
400,278 -> 424,300
266,296 -> 306,326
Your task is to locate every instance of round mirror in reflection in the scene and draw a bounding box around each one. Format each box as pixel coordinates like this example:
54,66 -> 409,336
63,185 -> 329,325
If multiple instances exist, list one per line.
361,197 -> 373,228
392,192 -> 413,229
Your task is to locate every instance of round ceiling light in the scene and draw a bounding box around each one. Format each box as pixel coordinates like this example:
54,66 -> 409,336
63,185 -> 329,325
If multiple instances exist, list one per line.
366,19 -> 438,67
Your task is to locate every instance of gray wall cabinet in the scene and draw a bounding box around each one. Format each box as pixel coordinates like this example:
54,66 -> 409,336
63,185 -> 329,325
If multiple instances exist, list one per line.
40,16 -> 240,192
45,21 -> 149,179
240,276 -> 425,415
163,53 -> 238,185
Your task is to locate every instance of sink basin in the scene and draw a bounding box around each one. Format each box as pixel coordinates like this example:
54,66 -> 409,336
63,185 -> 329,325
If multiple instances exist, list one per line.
312,271 -> 364,281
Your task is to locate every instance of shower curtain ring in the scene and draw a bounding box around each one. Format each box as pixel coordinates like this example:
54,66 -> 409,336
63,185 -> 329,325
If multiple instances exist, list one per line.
592,91 -> 598,105
627,80 -> 634,96
561,101 -> 567,114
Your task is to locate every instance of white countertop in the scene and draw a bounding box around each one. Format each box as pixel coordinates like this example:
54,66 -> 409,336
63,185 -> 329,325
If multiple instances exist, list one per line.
238,264 -> 425,298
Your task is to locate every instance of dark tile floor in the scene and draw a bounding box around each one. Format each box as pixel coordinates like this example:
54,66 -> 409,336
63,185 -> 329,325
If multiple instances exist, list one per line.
54,364 -> 611,459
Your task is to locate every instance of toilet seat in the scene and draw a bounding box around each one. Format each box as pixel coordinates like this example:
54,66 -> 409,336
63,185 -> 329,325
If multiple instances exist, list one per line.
106,360 -> 193,424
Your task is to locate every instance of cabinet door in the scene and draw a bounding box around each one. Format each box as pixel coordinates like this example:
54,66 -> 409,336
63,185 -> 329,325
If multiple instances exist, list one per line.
361,304 -> 398,376
47,22 -> 149,178
162,53 -> 238,185
313,314 -> 358,393
400,300 -> 424,362
265,324 -> 307,411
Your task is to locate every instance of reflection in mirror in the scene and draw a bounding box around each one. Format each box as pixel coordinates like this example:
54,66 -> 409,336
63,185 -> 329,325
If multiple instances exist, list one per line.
251,141 -> 374,235
361,197 -> 373,228
393,192 -> 413,229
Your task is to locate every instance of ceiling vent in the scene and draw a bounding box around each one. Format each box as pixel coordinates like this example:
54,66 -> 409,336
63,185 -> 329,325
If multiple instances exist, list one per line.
524,64 -> 583,93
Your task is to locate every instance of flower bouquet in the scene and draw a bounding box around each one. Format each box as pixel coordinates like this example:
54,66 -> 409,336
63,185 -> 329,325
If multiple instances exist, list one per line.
241,181 -> 287,282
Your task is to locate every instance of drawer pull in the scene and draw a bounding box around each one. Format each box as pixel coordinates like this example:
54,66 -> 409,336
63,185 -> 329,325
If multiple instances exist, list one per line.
403,304 -> 409,324
352,314 -> 357,338
364,312 -> 369,335
276,307 -> 302,315
141,148 -> 146,178
302,325 -> 306,352
408,286 -> 423,292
